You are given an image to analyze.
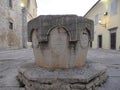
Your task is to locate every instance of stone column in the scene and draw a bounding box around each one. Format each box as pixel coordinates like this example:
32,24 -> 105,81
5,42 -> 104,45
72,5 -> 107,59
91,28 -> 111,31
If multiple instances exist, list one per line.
22,7 -> 28,48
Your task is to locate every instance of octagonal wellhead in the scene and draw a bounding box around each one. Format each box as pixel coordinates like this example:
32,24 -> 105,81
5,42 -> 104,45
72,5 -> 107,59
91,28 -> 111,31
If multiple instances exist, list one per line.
17,15 -> 108,90
28,15 -> 94,69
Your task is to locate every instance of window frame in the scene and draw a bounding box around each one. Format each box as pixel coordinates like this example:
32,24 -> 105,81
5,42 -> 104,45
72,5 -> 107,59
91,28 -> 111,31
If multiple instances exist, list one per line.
9,21 -> 14,30
8,0 -> 13,8
94,14 -> 99,25
110,0 -> 118,16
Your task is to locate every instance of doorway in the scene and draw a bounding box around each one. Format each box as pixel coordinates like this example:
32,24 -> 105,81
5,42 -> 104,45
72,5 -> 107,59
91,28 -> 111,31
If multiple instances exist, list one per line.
90,42 -> 92,48
98,35 -> 102,48
110,32 -> 116,49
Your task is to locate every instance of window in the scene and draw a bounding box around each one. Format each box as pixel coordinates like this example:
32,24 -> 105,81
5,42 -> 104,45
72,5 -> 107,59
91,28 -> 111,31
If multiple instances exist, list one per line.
27,0 -> 30,8
90,42 -> 92,48
110,0 -> 118,15
8,0 -> 12,8
9,22 -> 13,30
94,14 -> 99,25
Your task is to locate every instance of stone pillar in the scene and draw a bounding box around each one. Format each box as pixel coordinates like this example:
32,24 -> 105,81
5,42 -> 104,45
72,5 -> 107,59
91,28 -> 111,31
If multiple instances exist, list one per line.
22,7 -> 28,48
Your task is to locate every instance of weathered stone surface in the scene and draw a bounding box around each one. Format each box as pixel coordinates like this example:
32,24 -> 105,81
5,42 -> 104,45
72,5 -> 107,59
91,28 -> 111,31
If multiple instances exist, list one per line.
86,81 -> 94,89
28,15 -> 94,69
20,15 -> 108,90
94,77 -> 100,86
99,73 -> 108,84
18,62 -> 107,90
28,15 -> 94,42
0,87 -> 25,90
0,0 -> 23,49
0,48 -> 120,90
70,84 -> 85,89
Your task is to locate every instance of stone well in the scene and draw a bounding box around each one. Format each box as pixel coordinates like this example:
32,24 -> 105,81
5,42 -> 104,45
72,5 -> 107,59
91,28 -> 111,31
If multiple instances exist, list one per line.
18,15 -> 107,90
28,15 -> 94,69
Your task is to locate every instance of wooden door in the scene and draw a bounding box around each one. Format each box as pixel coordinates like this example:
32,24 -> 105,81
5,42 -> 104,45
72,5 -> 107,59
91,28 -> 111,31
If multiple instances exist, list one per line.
110,32 -> 116,49
98,35 -> 102,48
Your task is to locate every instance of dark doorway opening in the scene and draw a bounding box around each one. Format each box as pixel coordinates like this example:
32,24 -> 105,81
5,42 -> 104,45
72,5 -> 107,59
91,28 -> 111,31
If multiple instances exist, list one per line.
98,35 -> 102,48
90,42 -> 92,48
110,32 -> 116,49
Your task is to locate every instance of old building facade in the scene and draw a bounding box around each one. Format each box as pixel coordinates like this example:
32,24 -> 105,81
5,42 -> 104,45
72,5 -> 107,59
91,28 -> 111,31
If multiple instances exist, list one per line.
21,0 -> 37,22
85,0 -> 120,50
21,0 -> 37,47
0,0 -> 37,50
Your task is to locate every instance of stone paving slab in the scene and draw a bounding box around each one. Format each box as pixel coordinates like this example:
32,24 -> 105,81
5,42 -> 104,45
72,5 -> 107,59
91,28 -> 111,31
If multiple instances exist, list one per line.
0,48 -> 120,90
98,77 -> 120,90
0,48 -> 34,60
107,68 -> 120,77
0,87 -> 25,90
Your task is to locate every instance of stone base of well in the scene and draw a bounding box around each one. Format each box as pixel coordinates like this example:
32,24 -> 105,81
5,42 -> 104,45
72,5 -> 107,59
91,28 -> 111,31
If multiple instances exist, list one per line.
17,62 -> 107,90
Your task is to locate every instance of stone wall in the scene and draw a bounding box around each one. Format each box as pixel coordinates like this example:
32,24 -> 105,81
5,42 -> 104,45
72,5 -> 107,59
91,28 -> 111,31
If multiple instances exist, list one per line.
0,0 -> 23,49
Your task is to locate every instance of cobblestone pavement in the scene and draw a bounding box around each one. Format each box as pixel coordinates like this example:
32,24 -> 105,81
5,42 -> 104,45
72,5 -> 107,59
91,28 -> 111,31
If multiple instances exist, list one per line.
0,48 -> 120,90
